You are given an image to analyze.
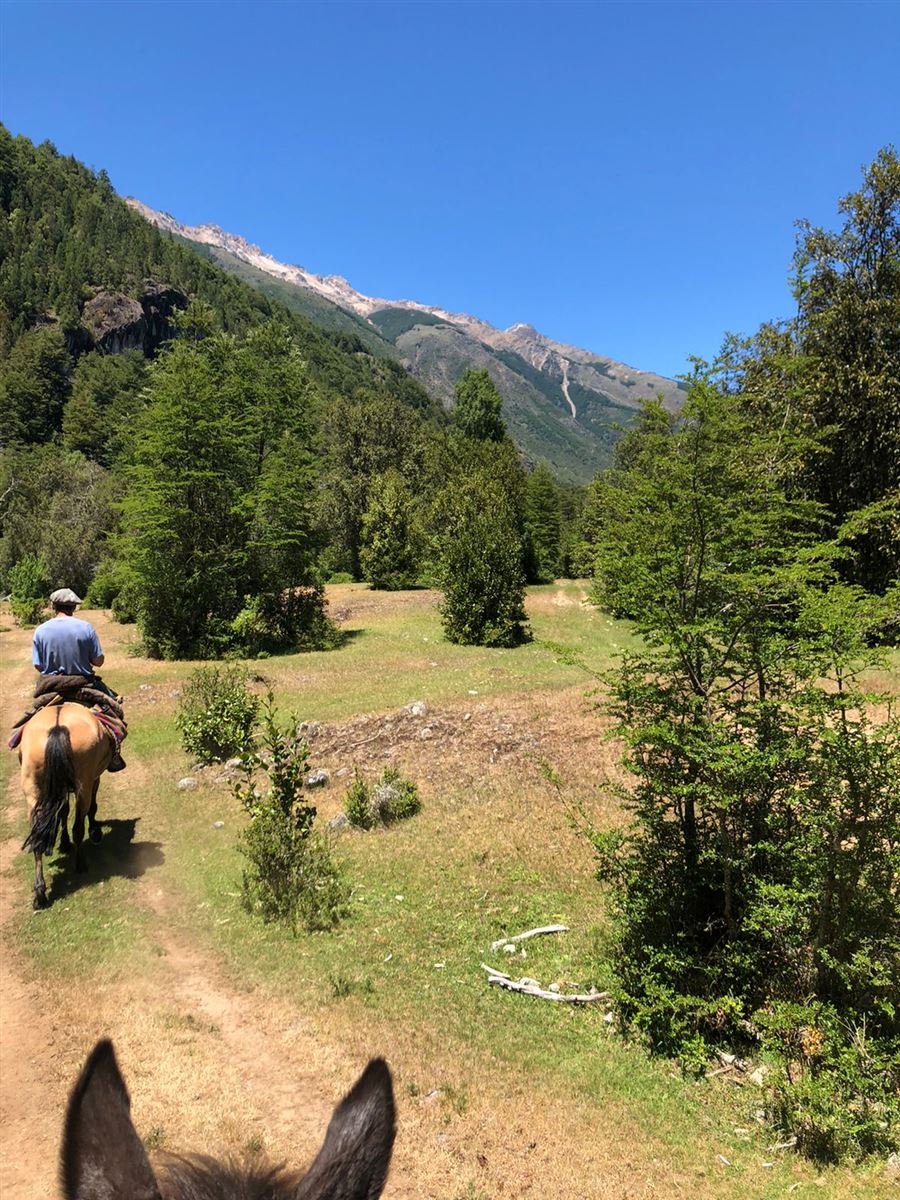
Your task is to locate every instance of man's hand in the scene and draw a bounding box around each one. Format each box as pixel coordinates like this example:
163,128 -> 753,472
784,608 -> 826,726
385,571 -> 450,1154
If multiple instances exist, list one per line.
91,654 -> 105,668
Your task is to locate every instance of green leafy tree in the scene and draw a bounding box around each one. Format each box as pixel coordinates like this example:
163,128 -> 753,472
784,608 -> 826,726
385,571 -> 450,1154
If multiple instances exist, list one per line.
591,374 -> 900,1161
453,367 -> 506,442
0,444 -> 117,595
359,469 -> 419,589
726,148 -> 900,595
62,349 -> 147,464
438,470 -> 530,647
120,324 -> 328,658
524,461 -> 562,582
318,393 -> 425,580
0,327 -> 70,445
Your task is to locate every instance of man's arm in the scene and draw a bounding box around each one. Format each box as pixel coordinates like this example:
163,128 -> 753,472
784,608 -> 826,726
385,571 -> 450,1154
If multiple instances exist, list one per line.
90,628 -> 104,669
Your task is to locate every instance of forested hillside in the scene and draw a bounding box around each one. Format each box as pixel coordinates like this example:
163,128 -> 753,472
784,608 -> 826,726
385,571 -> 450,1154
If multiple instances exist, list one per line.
0,127 -> 572,655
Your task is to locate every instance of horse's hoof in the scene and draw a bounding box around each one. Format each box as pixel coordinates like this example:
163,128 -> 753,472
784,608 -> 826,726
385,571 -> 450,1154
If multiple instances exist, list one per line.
89,827 -> 102,845
33,891 -> 49,910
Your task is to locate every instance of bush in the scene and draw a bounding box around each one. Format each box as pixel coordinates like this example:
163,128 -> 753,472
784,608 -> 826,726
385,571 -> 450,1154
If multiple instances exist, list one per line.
7,554 -> 48,626
230,587 -> 340,657
344,767 -> 422,829
236,695 -> 348,932
175,665 -> 259,765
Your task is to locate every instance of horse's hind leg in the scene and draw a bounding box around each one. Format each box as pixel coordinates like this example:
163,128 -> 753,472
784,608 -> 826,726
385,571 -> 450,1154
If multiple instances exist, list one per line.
88,780 -> 102,844
71,780 -> 90,874
58,799 -> 71,854
22,767 -> 49,909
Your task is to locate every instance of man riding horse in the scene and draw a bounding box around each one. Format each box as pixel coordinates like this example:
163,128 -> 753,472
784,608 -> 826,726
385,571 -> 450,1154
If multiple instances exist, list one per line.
31,588 -> 126,772
12,588 -> 128,907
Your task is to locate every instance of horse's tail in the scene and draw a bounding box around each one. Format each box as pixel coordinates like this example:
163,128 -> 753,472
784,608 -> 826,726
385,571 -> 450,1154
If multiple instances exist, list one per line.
22,726 -> 76,855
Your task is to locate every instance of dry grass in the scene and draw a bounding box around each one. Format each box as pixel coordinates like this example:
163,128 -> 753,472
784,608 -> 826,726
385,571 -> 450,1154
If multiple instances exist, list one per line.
1,588 -> 897,1200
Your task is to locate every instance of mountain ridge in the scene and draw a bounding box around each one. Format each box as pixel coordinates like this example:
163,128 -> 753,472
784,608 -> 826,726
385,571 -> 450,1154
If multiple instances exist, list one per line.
126,197 -> 684,481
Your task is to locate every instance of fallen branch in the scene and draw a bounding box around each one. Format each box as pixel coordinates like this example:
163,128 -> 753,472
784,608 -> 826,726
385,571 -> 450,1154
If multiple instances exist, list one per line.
481,964 -> 609,1004
490,924 -> 569,952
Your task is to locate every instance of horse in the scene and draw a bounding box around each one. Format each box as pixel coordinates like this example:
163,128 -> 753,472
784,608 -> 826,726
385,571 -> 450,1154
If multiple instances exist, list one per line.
19,702 -> 113,909
62,1039 -> 396,1199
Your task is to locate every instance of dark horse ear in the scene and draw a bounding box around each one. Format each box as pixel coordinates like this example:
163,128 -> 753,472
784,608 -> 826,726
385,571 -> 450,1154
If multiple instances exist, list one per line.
294,1058 -> 396,1200
62,1039 -> 161,1200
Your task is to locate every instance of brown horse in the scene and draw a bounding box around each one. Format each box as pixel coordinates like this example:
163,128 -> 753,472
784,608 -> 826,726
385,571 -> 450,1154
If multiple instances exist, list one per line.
19,702 -> 113,909
63,1039 -> 395,1199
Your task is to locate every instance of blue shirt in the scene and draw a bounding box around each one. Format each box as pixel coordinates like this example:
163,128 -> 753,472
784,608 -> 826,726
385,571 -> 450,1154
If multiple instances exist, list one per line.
32,616 -> 103,677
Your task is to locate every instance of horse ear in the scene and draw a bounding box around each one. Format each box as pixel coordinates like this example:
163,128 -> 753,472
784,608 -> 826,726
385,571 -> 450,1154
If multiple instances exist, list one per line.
294,1058 -> 396,1200
61,1039 -> 161,1200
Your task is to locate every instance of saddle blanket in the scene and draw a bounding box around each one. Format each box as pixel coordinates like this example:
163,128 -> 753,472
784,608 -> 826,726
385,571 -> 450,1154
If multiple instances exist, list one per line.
8,695 -> 127,753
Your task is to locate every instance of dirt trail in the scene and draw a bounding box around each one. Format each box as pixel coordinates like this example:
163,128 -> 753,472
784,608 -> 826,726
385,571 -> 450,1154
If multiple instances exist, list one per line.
0,629 -> 417,1198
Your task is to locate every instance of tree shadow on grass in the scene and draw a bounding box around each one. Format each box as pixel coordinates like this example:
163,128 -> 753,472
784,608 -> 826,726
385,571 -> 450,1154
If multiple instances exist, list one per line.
47,817 -> 164,904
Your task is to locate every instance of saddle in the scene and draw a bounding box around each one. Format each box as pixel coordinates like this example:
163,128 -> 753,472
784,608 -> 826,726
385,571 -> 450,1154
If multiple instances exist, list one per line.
8,674 -> 127,751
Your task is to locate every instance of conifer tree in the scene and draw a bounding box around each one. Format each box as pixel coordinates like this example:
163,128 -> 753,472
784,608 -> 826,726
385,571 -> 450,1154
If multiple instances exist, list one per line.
524,461 -> 562,582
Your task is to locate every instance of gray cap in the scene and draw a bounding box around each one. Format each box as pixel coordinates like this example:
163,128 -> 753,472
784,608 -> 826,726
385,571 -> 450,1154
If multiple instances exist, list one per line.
50,588 -> 83,605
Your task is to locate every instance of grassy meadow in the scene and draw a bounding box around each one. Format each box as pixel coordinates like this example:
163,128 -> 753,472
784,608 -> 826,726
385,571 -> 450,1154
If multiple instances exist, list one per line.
2,582 -> 897,1199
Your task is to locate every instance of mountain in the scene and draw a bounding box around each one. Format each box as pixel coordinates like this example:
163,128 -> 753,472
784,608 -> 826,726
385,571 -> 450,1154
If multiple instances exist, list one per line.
126,199 -> 684,482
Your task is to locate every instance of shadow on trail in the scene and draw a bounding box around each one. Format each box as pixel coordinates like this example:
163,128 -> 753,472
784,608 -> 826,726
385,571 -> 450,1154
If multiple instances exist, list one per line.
47,817 -> 164,904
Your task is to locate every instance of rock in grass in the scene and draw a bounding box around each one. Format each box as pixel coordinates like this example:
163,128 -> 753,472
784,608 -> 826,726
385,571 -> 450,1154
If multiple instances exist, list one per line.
177,777 -> 197,791
305,768 -> 330,787
404,700 -> 428,718
329,812 -> 349,832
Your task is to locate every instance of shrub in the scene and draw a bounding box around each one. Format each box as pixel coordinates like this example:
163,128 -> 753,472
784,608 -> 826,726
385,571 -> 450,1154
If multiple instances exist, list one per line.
175,665 -> 259,764
230,588 -> 340,657
235,695 -> 348,932
7,554 -> 48,626
344,767 -> 422,829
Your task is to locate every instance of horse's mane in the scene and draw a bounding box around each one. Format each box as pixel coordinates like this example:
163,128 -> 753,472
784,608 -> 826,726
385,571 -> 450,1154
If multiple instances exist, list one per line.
157,1154 -> 302,1200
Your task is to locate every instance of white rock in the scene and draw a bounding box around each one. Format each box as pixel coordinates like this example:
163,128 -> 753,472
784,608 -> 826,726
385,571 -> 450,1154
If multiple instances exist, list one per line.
176,777 -> 197,791
224,757 -> 241,769
419,726 -> 434,740
305,769 -> 330,787
404,700 -> 428,718
211,820 -> 225,829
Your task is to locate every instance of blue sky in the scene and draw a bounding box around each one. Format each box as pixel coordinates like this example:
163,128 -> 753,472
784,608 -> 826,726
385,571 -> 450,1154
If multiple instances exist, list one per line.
2,0 -> 898,378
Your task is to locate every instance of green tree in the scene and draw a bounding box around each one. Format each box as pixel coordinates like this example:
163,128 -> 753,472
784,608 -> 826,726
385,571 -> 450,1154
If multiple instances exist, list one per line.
318,393 -> 425,579
438,470 -> 530,647
0,444 -> 117,595
452,367 -> 506,442
592,374 -> 899,1161
0,327 -> 70,445
727,148 -> 900,594
120,324 -> 327,658
524,461 -> 562,582
360,469 -> 419,590
62,349 -> 147,464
